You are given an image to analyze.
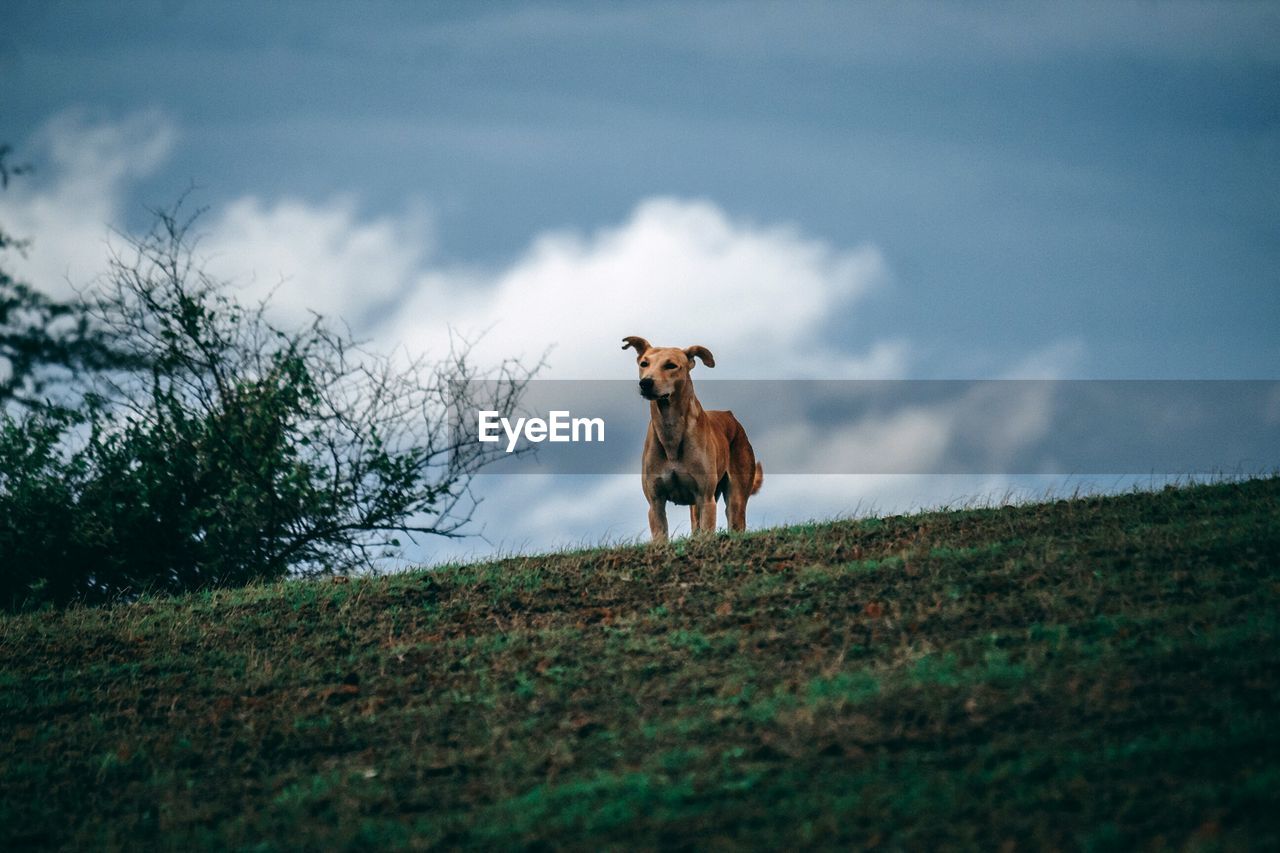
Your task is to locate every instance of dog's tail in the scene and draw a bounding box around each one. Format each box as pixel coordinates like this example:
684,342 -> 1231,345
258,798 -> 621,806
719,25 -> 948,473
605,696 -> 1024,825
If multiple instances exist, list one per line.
751,461 -> 764,496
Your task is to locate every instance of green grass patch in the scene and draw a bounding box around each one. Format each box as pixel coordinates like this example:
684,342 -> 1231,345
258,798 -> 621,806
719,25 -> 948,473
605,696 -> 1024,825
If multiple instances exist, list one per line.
1,476 -> 1278,849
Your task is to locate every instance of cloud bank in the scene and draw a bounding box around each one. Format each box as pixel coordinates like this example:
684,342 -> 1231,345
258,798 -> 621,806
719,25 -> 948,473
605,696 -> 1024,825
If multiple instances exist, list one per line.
6,114 -> 904,380
390,197 -> 901,379
199,192 -> 903,380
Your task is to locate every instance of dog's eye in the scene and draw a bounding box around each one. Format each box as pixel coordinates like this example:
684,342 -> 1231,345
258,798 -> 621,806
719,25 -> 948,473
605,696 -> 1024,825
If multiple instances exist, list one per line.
665,362 -> 677,370
639,361 -> 649,368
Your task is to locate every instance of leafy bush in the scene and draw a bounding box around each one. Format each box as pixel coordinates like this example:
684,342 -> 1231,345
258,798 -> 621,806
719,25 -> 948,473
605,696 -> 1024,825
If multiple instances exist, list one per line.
0,408 -> 91,606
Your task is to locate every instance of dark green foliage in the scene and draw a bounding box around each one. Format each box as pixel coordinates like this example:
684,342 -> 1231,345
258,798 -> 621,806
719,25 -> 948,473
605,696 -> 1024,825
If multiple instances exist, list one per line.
0,408 -> 91,605
1,355 -> 329,606
0,278 -> 138,409
1,477 -> 1276,849
0,205 -> 532,609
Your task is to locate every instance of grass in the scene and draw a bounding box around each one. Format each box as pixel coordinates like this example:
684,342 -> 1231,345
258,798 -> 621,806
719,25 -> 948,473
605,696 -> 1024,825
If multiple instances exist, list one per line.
1,477 -> 1278,850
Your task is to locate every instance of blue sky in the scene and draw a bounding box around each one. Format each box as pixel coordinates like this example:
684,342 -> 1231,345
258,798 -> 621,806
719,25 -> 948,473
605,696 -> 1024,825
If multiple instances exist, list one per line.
3,1 -> 1278,557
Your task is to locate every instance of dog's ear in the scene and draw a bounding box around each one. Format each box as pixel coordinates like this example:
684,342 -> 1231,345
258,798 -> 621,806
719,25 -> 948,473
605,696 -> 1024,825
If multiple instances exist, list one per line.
621,336 -> 651,355
684,345 -> 715,368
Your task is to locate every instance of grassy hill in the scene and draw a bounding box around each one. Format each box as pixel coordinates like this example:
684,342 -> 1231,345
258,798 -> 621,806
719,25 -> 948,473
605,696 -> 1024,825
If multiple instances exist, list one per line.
2,477 -> 1278,850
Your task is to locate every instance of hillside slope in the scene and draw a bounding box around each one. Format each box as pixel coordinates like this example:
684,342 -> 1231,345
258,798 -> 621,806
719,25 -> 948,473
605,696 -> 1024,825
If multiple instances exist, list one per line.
2,478 -> 1278,849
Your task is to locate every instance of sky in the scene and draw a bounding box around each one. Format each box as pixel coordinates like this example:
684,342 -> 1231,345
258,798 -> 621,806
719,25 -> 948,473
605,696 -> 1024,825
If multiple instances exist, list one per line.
2,1 -> 1278,561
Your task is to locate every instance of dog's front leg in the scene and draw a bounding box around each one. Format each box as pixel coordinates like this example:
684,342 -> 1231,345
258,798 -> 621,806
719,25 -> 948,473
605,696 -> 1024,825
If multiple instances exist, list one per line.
694,494 -> 717,535
648,500 -> 669,543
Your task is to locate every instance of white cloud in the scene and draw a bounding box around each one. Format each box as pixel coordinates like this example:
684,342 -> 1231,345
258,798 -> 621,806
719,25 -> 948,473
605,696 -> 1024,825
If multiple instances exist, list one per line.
0,111 -> 176,299
1001,338 -> 1086,379
201,196 -> 433,331
764,410 -> 952,476
750,380 -> 1055,477
390,197 -> 900,378
193,193 -> 901,379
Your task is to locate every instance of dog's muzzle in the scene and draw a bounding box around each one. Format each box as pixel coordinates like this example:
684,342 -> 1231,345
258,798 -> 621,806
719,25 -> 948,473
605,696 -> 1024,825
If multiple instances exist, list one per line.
638,379 -> 670,401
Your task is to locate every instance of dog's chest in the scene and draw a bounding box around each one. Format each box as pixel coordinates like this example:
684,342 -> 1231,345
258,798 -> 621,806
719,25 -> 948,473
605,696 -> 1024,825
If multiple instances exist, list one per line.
650,467 -> 702,505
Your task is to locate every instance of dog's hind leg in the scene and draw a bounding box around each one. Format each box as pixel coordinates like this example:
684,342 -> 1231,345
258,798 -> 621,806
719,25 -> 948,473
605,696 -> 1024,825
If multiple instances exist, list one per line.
726,490 -> 748,531
726,439 -> 757,532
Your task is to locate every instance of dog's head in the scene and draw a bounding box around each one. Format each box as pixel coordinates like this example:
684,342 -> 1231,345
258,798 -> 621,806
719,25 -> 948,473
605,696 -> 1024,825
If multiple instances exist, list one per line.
621,336 -> 715,401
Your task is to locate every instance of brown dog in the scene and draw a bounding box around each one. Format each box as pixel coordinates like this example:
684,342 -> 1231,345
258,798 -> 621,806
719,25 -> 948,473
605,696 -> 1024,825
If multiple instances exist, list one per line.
622,336 -> 763,542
